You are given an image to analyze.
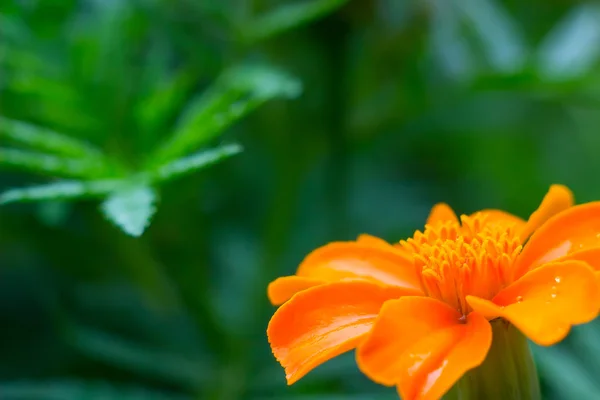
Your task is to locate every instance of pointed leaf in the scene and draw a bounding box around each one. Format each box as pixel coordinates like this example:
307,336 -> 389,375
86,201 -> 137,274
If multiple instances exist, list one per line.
153,143 -> 242,182
0,117 -> 105,159
150,65 -> 301,164
136,67 -> 197,138
429,1 -> 476,80
456,0 -> 526,73
241,0 -> 350,43
537,4 -> 600,81
0,180 -> 123,204
101,185 -> 157,237
0,148 -> 111,178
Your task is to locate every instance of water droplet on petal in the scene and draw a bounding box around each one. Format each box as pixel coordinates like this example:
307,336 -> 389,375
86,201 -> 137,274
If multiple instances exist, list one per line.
551,293 -> 557,299
555,276 -> 561,283
516,295 -> 523,303
551,285 -> 557,291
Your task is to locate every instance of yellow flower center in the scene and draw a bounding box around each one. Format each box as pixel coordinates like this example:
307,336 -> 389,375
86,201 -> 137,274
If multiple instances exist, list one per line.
400,213 -> 523,316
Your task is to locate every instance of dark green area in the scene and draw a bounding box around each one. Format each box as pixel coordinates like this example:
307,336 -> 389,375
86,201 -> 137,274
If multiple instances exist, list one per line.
2,0 -> 600,399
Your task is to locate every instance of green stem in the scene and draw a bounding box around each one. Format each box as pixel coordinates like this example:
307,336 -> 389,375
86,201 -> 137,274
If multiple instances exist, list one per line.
445,319 -> 541,400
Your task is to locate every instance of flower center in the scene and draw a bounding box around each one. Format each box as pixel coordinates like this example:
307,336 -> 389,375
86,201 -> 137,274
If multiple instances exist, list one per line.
400,213 -> 523,316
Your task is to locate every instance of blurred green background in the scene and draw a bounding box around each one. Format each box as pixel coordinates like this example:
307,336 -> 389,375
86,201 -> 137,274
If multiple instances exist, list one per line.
2,0 -> 600,399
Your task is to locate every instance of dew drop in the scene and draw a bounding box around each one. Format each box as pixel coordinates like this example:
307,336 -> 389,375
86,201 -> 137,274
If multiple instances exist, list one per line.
551,285 -> 557,291
551,293 -> 557,299
516,295 -> 523,303
555,276 -> 561,283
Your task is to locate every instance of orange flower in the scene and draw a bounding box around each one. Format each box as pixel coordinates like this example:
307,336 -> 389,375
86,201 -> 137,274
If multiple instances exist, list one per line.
266,185 -> 600,399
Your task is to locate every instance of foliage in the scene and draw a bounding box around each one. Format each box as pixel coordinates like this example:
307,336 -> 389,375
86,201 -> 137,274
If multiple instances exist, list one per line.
2,0 -> 600,399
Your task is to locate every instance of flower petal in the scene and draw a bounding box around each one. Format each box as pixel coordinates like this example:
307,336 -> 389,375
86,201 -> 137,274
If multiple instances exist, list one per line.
356,297 -> 491,400
296,241 -> 422,293
467,260 -> 600,346
427,203 -> 459,225
267,281 -> 408,385
477,210 -> 526,230
514,201 -> 600,278
267,276 -> 324,305
357,233 -> 393,247
519,184 -> 573,241
554,247 -> 600,271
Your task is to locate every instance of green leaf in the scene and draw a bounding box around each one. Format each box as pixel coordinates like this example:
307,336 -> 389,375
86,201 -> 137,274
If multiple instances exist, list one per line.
536,4 -> 600,81
457,0 -> 526,73
241,0 -> 350,43
153,143 -> 242,182
0,380 -> 192,400
136,67 -> 197,139
101,185 -> 157,237
0,148 -> 110,179
533,344 -> 599,400
0,179 -> 123,204
0,117 -> 105,159
150,65 -> 301,164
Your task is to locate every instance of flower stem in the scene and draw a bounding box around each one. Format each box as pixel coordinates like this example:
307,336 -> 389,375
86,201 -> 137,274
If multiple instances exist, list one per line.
445,319 -> 541,400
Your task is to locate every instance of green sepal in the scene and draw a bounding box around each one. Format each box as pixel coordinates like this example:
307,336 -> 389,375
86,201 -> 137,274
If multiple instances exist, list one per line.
445,319 -> 541,400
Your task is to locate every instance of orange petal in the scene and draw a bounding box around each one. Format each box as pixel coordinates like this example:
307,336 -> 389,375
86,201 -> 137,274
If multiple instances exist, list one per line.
296,241 -> 422,293
477,210 -> 526,231
356,297 -> 491,400
519,184 -> 574,240
467,260 -> 600,346
554,247 -> 600,271
267,281 -> 408,385
514,201 -> 600,278
357,233 -> 393,248
267,276 -> 325,305
427,203 -> 459,225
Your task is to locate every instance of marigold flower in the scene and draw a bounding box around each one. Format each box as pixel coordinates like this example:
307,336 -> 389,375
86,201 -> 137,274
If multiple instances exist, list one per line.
266,185 -> 600,399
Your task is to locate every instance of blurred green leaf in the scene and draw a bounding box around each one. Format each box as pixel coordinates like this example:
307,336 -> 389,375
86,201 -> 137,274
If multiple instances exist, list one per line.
537,4 -> 600,81
0,149 -> 109,179
136,67 -> 198,138
150,65 -> 301,165
570,322 -> 600,374
67,326 -> 208,391
533,344 -> 598,400
456,0 -> 526,73
101,185 -> 157,237
430,0 -> 526,79
153,143 -> 242,182
241,0 -> 349,43
0,179 -> 123,204
429,1 -> 476,80
0,380 -> 191,400
0,117 -> 105,159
